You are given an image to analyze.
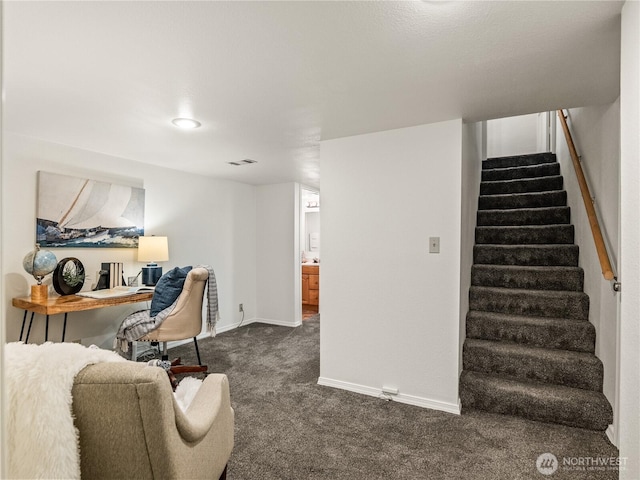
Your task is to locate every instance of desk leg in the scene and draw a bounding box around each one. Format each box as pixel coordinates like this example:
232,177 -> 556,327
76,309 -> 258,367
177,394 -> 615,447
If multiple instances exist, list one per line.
61,313 -> 68,342
45,315 -> 50,342
25,312 -> 35,343
19,310 -> 28,341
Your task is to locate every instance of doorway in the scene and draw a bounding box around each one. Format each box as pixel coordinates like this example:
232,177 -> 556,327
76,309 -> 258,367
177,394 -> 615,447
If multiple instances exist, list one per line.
300,188 -> 320,320
485,112 -> 554,158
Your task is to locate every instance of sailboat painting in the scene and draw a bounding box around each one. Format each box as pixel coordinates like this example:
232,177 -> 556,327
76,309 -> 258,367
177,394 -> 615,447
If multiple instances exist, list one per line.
36,171 -> 145,248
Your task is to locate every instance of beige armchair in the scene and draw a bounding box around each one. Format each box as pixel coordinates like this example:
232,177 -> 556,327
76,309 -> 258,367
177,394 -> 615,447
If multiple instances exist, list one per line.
72,361 -> 234,480
125,266 -> 212,386
138,266 -> 210,362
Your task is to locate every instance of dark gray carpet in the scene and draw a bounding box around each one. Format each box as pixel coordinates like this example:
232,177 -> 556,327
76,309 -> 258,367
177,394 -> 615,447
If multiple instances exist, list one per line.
169,316 -> 619,479
461,153 -> 613,430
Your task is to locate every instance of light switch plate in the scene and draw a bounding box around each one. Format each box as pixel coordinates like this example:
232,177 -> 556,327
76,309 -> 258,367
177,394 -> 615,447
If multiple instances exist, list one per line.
429,237 -> 440,253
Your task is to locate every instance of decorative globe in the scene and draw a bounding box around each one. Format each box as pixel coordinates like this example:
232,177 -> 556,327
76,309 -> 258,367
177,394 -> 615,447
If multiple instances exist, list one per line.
23,244 -> 58,285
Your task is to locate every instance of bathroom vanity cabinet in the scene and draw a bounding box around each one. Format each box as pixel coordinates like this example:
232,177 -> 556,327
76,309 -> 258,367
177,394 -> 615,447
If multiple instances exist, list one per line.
302,264 -> 319,306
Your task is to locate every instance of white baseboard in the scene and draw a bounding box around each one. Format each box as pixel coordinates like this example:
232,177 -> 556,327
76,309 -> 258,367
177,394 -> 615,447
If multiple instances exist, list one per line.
213,316 -> 300,333
215,319 -> 256,334
605,424 -> 617,446
317,376 -> 461,415
253,317 -> 302,328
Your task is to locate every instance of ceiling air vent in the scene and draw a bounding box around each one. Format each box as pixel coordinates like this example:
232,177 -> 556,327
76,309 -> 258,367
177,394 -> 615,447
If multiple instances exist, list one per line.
228,159 -> 257,166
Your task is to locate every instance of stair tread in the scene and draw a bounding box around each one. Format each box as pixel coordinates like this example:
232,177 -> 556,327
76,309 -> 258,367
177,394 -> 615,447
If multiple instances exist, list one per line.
476,224 -> 575,245
473,245 -> 580,267
477,206 -> 571,227
465,338 -> 600,364
482,162 -> 559,175
478,190 -> 567,211
478,205 -> 569,214
485,152 -> 555,160
475,243 -> 577,248
483,153 -> 557,170
463,337 -> 603,391
476,225 -> 575,245
477,224 -> 573,230
471,264 -> 584,291
480,176 -> 563,195
466,309 -> 596,353
470,285 -> 587,298
459,370 -> 613,430
469,286 -> 589,320
462,370 -> 608,399
472,264 -> 582,273
480,189 -> 565,199
479,190 -> 567,210
467,309 -> 590,324
481,175 -> 563,186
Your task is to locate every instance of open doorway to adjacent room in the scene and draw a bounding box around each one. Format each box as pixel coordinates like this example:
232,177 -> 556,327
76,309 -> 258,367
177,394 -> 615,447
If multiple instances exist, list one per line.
300,188 -> 320,320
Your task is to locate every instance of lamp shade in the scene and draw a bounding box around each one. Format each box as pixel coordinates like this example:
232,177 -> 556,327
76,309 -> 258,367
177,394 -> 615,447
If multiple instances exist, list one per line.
137,236 -> 169,263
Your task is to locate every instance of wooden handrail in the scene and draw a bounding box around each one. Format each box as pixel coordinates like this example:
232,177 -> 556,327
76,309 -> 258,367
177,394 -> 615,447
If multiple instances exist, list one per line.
557,110 -> 615,281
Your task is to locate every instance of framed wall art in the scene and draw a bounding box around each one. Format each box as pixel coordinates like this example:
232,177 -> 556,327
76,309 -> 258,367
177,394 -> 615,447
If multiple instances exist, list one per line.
36,171 -> 145,248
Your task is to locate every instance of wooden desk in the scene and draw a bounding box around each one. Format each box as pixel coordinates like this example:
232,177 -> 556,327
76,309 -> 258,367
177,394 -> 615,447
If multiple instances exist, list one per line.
12,292 -> 154,343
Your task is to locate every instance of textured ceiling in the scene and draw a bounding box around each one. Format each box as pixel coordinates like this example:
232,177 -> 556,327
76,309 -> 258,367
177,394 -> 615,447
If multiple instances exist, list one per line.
3,1 -> 623,189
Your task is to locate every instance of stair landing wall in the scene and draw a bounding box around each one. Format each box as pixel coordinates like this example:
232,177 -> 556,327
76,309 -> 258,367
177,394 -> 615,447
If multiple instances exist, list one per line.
554,105 -> 619,410
460,122 -> 484,370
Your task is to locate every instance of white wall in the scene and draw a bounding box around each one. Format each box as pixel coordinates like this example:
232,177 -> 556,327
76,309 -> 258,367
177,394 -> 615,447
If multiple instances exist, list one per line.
319,119 -> 463,413
460,122 -> 483,367
255,182 -> 301,327
0,3 -> 5,475
618,1 -> 640,476
2,133 -> 257,347
555,102 -> 620,417
487,113 -> 545,158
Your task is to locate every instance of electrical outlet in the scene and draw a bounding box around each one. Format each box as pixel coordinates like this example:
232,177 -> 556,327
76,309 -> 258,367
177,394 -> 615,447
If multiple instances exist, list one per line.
239,303 -> 244,313
382,386 -> 399,395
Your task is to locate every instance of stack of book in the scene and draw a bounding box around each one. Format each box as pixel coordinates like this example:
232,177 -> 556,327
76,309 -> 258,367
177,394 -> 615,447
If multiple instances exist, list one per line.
101,262 -> 125,289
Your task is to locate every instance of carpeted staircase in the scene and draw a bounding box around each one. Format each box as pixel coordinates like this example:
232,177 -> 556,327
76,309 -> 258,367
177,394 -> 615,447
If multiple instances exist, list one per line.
459,152 -> 613,431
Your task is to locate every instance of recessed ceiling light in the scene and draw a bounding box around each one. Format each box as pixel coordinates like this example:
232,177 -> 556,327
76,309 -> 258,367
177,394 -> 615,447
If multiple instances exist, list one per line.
171,117 -> 201,129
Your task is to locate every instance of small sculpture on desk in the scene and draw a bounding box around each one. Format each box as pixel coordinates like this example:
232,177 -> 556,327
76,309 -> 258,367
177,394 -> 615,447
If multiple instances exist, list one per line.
22,244 -> 57,301
93,270 -> 110,291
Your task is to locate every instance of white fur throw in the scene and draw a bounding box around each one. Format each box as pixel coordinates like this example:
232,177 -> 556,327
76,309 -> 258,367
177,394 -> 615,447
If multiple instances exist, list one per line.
173,376 -> 203,412
5,342 -> 125,479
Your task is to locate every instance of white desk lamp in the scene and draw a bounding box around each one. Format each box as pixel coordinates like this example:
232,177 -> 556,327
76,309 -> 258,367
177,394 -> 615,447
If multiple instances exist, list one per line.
137,236 -> 169,286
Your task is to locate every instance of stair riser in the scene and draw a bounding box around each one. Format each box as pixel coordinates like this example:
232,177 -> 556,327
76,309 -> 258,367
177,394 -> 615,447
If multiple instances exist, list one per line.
463,341 -> 603,391
466,312 -> 595,353
473,245 -> 579,267
482,163 -> 560,182
483,153 -> 557,170
476,226 -> 574,245
469,288 -> 589,320
481,176 -> 563,195
459,371 -> 613,431
479,191 -> 567,210
477,207 -> 570,226
471,266 -> 583,291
